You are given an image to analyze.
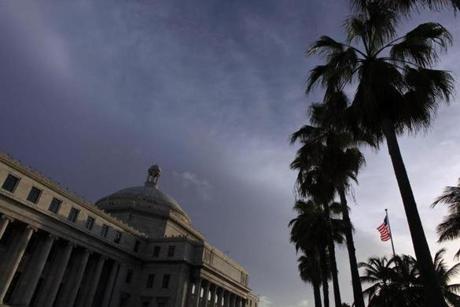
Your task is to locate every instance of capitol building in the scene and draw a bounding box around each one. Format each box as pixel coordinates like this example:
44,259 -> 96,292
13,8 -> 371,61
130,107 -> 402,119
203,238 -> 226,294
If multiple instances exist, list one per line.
0,153 -> 258,307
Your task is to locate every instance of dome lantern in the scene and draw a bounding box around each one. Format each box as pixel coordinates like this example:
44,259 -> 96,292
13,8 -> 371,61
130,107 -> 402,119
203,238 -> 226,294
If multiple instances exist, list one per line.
145,164 -> 161,187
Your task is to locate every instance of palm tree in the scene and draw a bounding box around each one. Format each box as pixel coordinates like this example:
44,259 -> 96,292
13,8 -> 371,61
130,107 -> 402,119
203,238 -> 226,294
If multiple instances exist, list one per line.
291,98 -> 366,307
360,255 -> 424,306
360,251 -> 460,306
289,200 -> 345,307
298,254 -> 323,307
291,140 -> 345,306
359,256 -> 394,306
433,249 -> 460,306
432,180 -> 460,257
306,2 -> 454,305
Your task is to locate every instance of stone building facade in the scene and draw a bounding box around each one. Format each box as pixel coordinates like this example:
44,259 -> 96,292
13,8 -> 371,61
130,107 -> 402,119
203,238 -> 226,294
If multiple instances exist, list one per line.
0,153 -> 259,307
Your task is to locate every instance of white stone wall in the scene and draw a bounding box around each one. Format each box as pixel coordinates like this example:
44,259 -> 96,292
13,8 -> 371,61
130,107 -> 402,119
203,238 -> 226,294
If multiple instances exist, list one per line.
0,157 -> 144,256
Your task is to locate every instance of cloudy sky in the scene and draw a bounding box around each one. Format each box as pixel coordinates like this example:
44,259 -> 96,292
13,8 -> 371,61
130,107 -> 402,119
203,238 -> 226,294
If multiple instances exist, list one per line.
1,1 -> 459,306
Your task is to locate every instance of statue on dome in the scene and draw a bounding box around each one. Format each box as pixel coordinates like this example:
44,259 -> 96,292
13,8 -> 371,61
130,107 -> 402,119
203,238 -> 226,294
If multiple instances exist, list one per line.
146,164 -> 161,187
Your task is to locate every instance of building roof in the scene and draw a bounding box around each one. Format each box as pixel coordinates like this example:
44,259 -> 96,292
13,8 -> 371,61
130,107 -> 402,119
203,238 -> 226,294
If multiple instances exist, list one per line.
96,165 -> 192,224
0,152 -> 146,237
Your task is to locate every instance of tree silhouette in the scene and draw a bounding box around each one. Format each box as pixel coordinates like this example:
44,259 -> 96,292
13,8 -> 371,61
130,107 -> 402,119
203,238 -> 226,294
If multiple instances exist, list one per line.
289,200 -> 345,307
433,180 -> 460,258
291,96 -> 366,307
306,2 -> 454,305
360,251 -> 460,306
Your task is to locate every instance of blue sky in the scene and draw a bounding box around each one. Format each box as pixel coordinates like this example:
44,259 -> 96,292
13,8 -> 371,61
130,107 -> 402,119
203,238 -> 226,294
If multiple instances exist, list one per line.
1,1 -> 459,306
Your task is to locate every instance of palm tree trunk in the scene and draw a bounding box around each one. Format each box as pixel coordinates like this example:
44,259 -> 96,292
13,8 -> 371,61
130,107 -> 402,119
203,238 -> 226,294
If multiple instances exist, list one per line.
313,280 -> 323,307
338,188 -> 365,307
323,202 -> 342,307
382,118 -> 447,307
320,248 -> 330,307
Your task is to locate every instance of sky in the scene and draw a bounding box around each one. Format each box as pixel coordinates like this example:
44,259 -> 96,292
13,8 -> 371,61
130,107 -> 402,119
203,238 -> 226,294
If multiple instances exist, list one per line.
0,1 -> 459,306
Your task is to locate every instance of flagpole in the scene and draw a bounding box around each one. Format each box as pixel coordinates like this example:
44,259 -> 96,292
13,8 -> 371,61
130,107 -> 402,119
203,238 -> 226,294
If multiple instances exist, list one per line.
385,209 -> 396,257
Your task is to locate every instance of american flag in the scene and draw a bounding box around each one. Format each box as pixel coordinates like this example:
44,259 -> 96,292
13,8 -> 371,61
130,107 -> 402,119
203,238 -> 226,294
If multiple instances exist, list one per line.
377,217 -> 391,242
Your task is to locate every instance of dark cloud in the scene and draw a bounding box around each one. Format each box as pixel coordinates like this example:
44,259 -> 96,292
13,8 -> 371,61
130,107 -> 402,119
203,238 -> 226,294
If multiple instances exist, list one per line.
1,1 -> 459,306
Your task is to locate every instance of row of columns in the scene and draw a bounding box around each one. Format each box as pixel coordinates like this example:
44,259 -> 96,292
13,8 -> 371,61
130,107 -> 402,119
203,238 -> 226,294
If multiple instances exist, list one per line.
189,278 -> 247,307
0,214 -> 119,307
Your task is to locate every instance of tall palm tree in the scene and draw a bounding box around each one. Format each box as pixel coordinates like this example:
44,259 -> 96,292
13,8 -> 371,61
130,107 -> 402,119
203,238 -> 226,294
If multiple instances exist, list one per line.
306,2 -> 454,305
291,98 -> 366,307
432,180 -> 460,257
298,254 -> 323,307
289,200 -> 345,307
291,142 -> 344,306
311,95 -> 369,307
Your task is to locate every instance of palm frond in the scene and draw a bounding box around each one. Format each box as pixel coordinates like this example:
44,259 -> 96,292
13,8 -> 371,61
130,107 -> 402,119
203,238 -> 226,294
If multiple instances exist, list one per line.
351,0 -> 460,13
444,263 -> 460,283
390,23 -> 452,66
433,183 -> 460,209
437,215 -> 460,241
308,36 -> 346,57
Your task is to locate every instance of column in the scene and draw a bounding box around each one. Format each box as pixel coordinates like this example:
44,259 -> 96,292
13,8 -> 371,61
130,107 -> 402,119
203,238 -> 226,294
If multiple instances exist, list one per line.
76,255 -> 106,307
0,225 -> 35,303
101,262 -> 120,307
34,241 -> 74,307
9,233 -> 55,305
201,280 -> 210,307
217,288 -> 224,307
0,215 -> 13,240
184,277 -> 194,307
229,293 -> 235,307
54,248 -> 90,307
107,264 -> 128,307
223,290 -> 230,307
192,279 -> 202,307
210,284 -> 217,307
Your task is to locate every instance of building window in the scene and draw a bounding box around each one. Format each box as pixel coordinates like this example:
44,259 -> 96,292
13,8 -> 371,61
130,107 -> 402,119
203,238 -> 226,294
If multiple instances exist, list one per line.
68,208 -> 80,222
85,216 -> 95,230
48,198 -> 62,214
114,231 -> 122,244
101,224 -> 109,238
146,274 -> 155,288
125,269 -> 133,283
161,274 -> 170,289
134,240 -> 140,252
1,174 -> 20,192
26,187 -> 42,204
167,246 -> 175,257
153,246 -> 160,257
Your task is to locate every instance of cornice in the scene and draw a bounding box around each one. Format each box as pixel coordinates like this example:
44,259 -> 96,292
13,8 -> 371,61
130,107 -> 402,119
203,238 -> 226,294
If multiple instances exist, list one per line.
0,152 -> 146,238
